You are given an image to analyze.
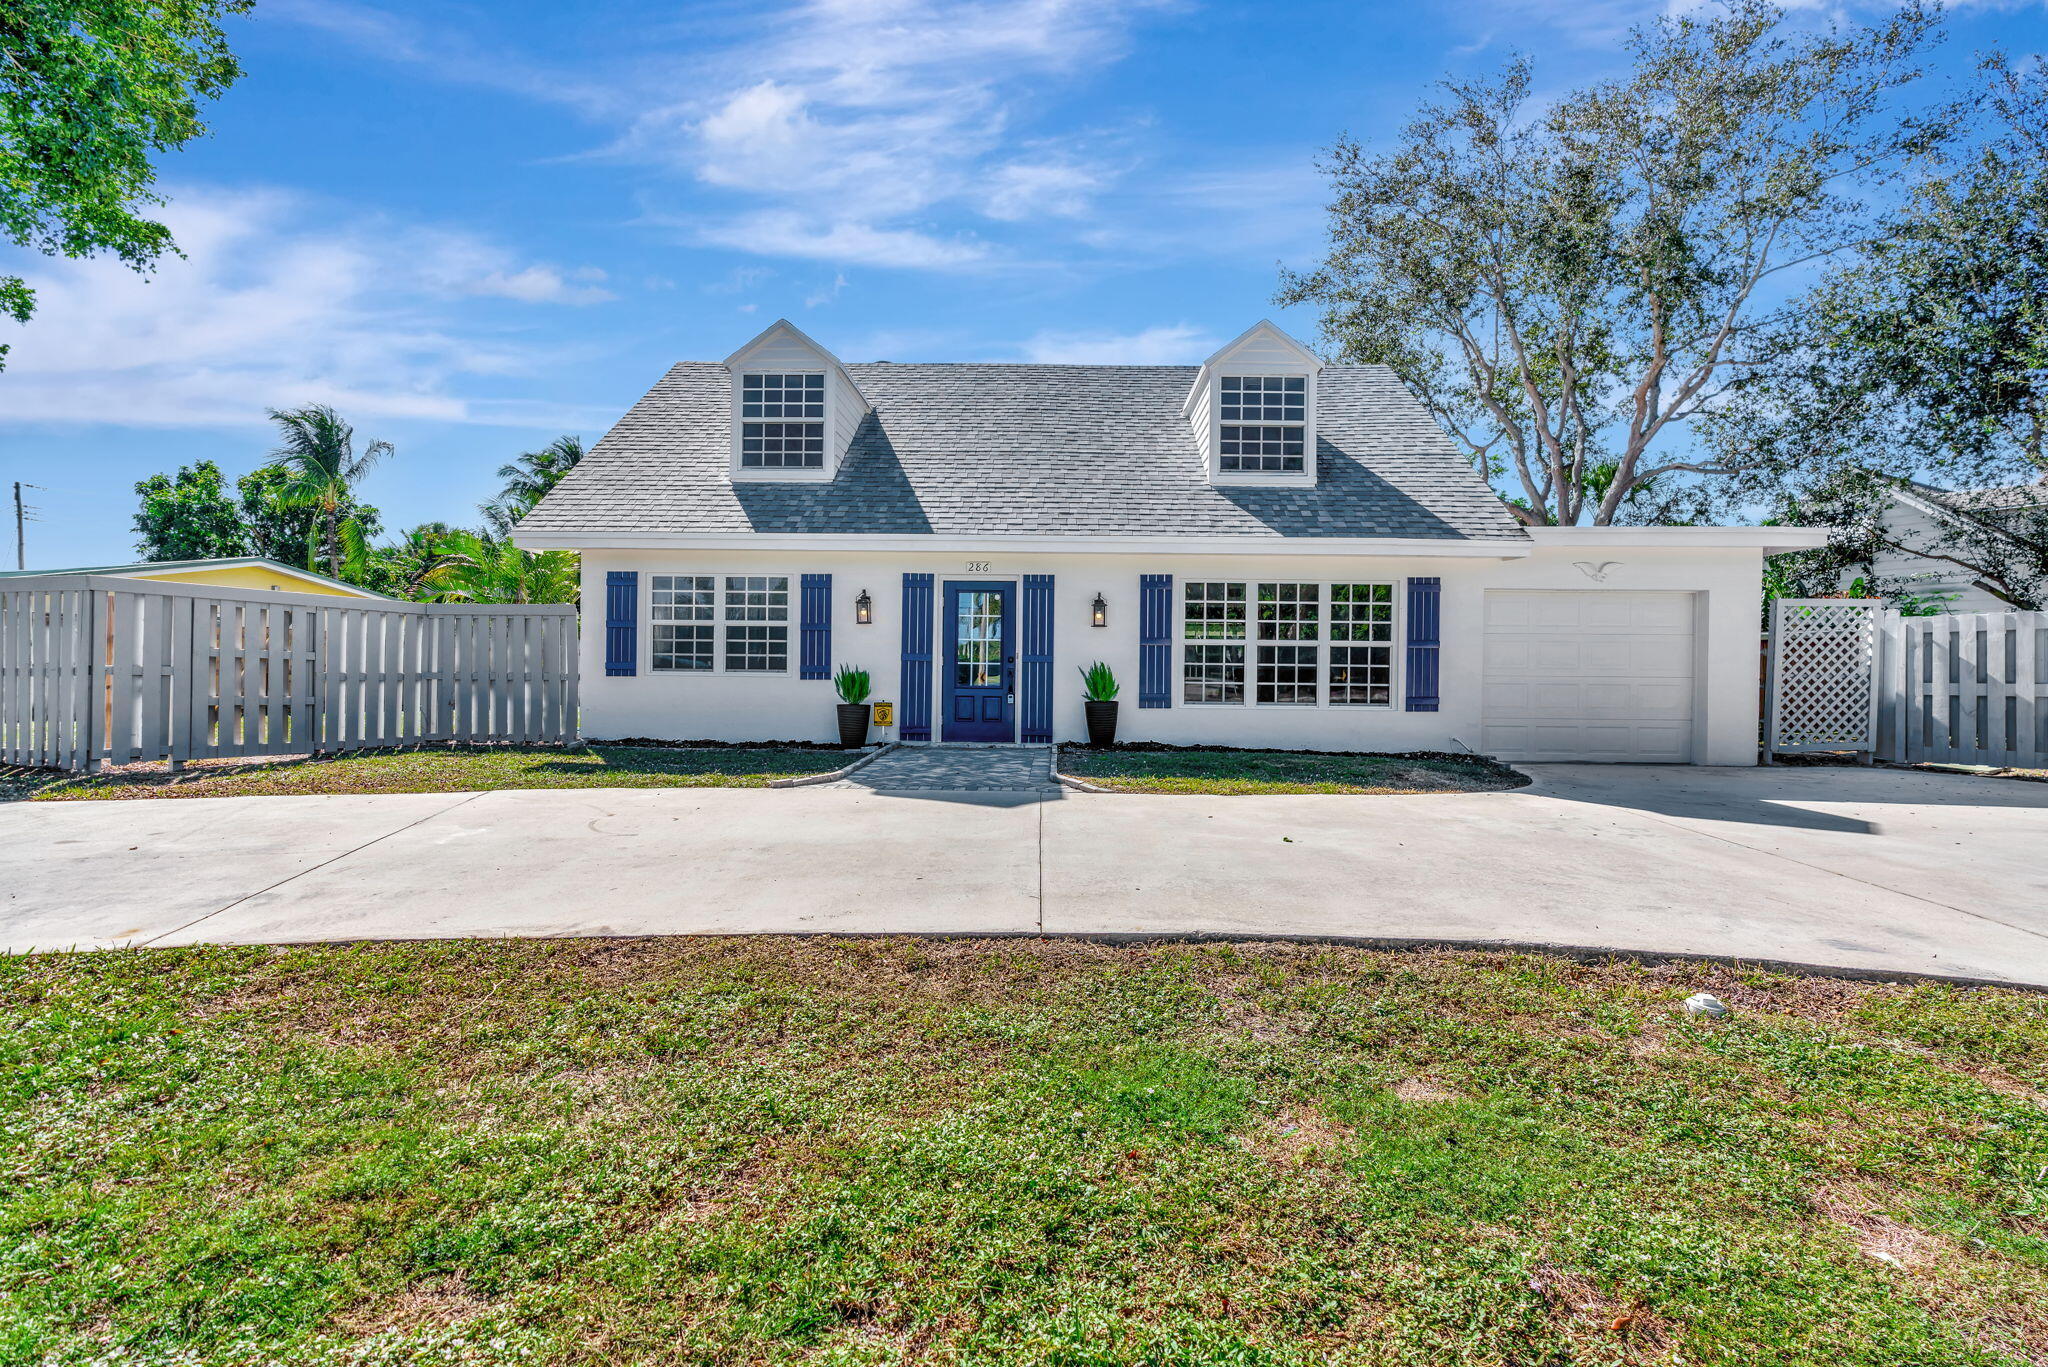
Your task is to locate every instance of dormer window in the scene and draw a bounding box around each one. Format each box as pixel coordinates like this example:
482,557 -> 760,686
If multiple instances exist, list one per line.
1219,376 -> 1307,473
740,372 -> 825,469
1185,322 -> 1322,486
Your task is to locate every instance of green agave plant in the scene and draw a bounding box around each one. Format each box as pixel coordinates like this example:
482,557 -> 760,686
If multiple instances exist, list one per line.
834,665 -> 873,704
1077,661 -> 1119,702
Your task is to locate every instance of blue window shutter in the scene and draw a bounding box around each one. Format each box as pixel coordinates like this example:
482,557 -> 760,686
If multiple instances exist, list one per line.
605,571 -> 638,677
1020,574 -> 1054,743
900,573 -> 934,741
1405,577 -> 1440,712
1138,573 -> 1172,709
800,573 -> 832,680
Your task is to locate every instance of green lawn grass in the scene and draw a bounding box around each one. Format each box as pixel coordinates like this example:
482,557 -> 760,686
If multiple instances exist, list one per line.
4,939 -> 2044,1365
1059,745 -> 1525,795
11,744 -> 853,802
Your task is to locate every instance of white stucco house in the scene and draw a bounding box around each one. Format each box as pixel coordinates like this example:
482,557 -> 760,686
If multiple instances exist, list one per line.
515,320 -> 1825,764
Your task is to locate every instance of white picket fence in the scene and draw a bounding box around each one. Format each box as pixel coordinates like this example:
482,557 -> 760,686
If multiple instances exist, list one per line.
1765,600 -> 2047,767
0,574 -> 578,772
1879,609 -> 2048,767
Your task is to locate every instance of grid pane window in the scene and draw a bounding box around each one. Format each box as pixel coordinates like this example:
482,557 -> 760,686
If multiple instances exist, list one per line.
1220,375 -> 1305,422
1183,645 -> 1245,704
1255,582 -> 1319,704
1329,583 -> 1395,706
650,574 -> 715,671
723,575 -> 789,671
1218,425 -> 1304,472
740,421 -> 824,469
741,372 -> 824,419
1182,581 -> 1246,641
1181,581 -> 1248,704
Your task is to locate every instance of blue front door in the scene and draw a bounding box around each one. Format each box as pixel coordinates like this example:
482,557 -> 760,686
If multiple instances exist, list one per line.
941,581 -> 1013,742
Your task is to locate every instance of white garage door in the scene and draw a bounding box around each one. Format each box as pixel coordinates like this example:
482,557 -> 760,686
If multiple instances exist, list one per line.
1482,591 -> 1696,762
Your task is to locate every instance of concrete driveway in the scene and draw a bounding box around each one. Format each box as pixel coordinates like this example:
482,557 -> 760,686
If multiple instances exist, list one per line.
5,765 -> 2047,986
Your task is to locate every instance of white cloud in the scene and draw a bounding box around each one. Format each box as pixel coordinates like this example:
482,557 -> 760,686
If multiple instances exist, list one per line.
0,186 -> 606,428
611,0 -> 1167,267
1018,323 -> 1215,364
697,211 -> 991,269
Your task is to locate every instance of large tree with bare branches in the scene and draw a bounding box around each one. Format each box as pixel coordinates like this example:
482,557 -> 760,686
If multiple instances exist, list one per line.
1278,0 -> 1947,526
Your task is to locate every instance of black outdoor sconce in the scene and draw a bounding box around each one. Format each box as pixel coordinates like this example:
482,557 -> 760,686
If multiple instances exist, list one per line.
1091,592 -> 1108,627
855,589 -> 873,624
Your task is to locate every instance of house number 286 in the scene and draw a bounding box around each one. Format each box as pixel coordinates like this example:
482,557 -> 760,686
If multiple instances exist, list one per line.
964,561 -> 992,572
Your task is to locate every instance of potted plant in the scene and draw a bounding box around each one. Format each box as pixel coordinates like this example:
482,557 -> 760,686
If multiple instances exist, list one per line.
833,665 -> 873,748
1078,661 -> 1119,747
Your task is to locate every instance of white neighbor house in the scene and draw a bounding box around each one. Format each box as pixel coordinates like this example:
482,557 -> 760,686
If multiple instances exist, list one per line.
515,320 -> 1827,764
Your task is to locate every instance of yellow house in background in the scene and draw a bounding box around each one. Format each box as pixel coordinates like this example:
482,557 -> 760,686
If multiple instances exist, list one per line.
0,557 -> 392,599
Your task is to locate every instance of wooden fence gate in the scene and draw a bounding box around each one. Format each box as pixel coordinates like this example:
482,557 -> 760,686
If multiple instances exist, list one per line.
0,575 -> 579,771
1878,609 -> 2048,767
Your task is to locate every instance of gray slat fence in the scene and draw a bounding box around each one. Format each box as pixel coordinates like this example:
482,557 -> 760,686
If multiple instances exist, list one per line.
0,575 -> 578,771
1876,609 -> 2048,767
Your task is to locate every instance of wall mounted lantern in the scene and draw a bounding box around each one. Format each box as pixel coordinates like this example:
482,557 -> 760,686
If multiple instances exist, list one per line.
1091,592 -> 1108,628
855,589 -> 873,624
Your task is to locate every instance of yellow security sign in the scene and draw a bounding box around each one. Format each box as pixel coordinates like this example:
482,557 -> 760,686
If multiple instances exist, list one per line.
872,700 -> 894,728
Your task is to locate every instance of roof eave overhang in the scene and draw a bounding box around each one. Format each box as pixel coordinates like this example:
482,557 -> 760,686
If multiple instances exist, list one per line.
1524,526 -> 1835,555
511,530 -> 1532,558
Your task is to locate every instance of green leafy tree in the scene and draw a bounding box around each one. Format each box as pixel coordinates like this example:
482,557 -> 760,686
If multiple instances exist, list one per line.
263,405 -> 392,578
436,530 -> 579,605
235,464 -> 380,571
1278,0 -> 1946,525
131,460 -> 247,560
347,522 -> 463,600
1707,55 -> 2048,510
1,0 -> 251,367
481,435 -> 584,537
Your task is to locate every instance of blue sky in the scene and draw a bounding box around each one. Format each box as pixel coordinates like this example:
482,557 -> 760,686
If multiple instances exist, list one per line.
3,0 -> 2042,566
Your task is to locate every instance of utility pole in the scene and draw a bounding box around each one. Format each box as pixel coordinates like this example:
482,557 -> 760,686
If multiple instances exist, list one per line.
13,482 -> 41,571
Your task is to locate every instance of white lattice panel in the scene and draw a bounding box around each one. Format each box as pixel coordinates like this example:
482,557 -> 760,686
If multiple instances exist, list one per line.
1767,599 -> 1880,754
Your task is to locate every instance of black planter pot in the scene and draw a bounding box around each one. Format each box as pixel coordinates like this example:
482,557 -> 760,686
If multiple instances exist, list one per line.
836,702 -> 872,749
1084,699 -> 1119,748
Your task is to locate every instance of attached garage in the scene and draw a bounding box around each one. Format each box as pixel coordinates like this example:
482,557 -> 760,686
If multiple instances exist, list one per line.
1481,590 -> 1697,762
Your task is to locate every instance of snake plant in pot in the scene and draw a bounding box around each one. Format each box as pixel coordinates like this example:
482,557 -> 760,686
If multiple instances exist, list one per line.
833,665 -> 873,748
1078,661 -> 1119,747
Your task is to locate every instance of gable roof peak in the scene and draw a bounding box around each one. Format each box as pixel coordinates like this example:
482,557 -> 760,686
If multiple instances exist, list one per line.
1201,319 -> 1322,370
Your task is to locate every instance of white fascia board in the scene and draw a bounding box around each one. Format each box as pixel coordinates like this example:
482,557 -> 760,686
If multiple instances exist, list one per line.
512,530 -> 1532,558
722,317 -> 871,410
1524,526 -> 1834,553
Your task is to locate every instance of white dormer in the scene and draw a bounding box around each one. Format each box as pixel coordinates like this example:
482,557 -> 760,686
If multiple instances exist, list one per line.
1182,320 -> 1323,487
723,319 -> 871,482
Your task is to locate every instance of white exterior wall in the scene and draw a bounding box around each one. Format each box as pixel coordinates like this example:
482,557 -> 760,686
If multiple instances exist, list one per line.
577,543 -> 1768,765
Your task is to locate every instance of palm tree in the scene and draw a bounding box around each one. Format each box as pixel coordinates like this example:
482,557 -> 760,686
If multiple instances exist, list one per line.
436,530 -> 580,605
344,521 -> 464,600
483,434 -> 584,535
264,405 -> 392,578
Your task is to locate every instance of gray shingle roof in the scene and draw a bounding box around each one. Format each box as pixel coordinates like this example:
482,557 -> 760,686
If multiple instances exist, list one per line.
519,362 -> 1526,542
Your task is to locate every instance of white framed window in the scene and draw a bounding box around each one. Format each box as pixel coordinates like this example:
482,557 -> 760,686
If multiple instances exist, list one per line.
1255,581 -> 1319,704
1219,376 -> 1306,473
650,575 -> 715,671
723,575 -> 790,671
1329,583 -> 1395,707
1181,581 -> 1247,704
740,372 -> 825,469
1176,579 -> 1400,708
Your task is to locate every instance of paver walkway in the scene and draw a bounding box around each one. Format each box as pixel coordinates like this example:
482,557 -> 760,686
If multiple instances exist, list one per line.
826,744 -> 1057,792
